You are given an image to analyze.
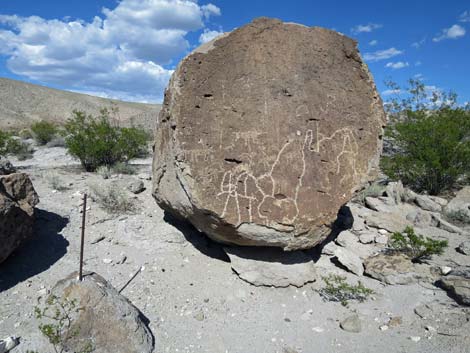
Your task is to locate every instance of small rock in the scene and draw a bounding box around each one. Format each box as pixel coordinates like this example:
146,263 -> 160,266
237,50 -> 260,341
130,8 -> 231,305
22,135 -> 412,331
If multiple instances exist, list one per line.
457,241 -> 470,255
321,242 -> 339,256
409,336 -> 421,343
374,233 -> 388,244
103,258 -> 113,264
378,229 -> 389,235
359,232 -> 375,244
116,254 -> 127,265
379,325 -> 389,331
334,247 -> 364,276
415,195 -> 442,212
340,314 -> 362,333
37,288 -> 48,296
385,181 -> 404,204
90,234 -> 106,244
388,316 -> 402,327
194,311 -> 205,321
436,267 -> 470,306
335,230 -> 358,248
0,156 -> 16,175
440,266 -> 452,275
425,325 -> 436,332
137,173 -> 152,181
406,210 -> 432,227
127,179 -> 145,194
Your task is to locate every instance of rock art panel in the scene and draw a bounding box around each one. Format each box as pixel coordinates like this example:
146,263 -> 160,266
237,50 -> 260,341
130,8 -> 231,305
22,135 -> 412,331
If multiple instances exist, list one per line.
153,18 -> 386,250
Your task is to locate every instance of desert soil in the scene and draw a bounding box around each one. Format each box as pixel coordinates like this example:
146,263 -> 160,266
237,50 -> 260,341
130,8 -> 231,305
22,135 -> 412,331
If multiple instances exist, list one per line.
1,145 -> 469,353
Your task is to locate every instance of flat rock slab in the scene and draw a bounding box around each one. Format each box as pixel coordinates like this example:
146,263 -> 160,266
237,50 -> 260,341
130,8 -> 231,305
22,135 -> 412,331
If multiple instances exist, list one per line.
364,254 -> 433,285
153,17 -> 386,250
224,247 -> 317,287
437,267 -> 470,306
50,272 -> 154,353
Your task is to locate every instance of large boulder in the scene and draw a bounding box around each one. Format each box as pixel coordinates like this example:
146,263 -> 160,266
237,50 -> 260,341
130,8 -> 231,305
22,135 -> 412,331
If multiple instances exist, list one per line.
50,272 -> 154,353
0,172 -> 39,264
153,18 -> 386,250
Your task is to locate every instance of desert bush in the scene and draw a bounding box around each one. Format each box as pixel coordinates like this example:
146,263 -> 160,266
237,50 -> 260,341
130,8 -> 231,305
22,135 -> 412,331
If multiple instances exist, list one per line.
381,79 -> 470,195
388,226 -> 448,262
31,120 -> 58,145
354,182 -> 386,204
0,130 -> 33,159
44,171 -> 69,191
112,161 -> 136,175
34,295 -> 93,353
65,109 -> 149,172
444,209 -> 470,225
97,165 -> 112,179
319,274 -> 374,306
19,128 -> 33,139
89,182 -> 136,214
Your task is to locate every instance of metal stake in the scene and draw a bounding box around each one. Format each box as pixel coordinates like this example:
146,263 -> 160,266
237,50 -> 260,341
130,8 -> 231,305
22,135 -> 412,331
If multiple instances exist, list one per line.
79,193 -> 87,281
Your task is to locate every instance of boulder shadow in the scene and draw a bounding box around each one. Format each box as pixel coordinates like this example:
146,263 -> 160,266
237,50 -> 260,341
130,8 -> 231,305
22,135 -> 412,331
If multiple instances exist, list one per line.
163,211 -> 230,262
0,208 -> 69,292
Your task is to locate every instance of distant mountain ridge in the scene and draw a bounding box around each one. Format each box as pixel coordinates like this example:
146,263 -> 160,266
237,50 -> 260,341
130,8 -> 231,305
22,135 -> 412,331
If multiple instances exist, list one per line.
0,77 -> 161,130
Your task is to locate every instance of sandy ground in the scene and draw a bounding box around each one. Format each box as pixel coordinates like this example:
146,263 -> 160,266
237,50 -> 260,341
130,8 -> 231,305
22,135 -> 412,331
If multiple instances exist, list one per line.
1,146 -> 469,353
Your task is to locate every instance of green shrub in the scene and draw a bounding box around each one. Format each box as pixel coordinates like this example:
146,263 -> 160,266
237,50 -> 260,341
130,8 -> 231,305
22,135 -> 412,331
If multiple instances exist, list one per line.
319,274 -> 374,306
89,182 -> 136,214
44,171 -> 69,191
382,79 -> 470,195
34,295 -> 93,353
388,226 -> 448,262
65,109 -> 149,172
0,130 -> 34,159
97,165 -> 112,179
445,209 -> 470,225
112,161 -> 136,175
31,120 -> 58,145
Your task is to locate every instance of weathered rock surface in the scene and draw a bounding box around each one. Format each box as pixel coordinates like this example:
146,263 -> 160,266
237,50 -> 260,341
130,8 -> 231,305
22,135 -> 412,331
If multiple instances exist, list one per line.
0,172 -> 39,264
437,267 -> 470,306
224,247 -> 317,287
445,186 -> 470,220
457,241 -> 470,255
340,314 -> 362,333
0,157 -> 16,175
152,18 -> 386,250
333,247 -> 364,276
364,254 -> 432,285
50,272 -> 154,353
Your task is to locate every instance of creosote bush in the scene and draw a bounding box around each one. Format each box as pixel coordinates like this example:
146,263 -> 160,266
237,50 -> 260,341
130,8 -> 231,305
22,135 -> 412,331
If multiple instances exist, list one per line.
65,109 -> 149,172
0,130 -> 34,160
31,120 -> 58,145
381,79 -> 470,195
319,274 -> 374,306
388,226 -> 448,262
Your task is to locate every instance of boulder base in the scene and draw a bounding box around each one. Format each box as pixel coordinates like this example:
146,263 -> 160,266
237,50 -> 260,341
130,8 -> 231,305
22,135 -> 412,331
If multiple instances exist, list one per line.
153,18 -> 386,250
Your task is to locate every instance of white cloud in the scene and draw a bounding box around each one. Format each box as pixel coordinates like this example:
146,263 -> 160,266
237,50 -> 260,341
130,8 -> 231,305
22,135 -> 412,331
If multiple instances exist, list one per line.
411,37 -> 426,48
415,60 -> 422,66
382,89 -> 401,96
0,0 -> 221,102
199,29 -> 224,44
368,39 -> 378,46
459,10 -> 470,22
432,24 -> 466,42
385,61 -> 409,69
351,23 -> 382,34
363,47 -> 403,62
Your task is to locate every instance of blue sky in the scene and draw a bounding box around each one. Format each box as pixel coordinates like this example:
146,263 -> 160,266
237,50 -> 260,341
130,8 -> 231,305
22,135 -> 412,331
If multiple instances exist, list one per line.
0,0 -> 469,104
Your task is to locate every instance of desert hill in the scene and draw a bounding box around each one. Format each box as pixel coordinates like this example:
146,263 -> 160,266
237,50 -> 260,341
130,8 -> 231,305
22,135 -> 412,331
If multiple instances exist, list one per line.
0,77 -> 161,130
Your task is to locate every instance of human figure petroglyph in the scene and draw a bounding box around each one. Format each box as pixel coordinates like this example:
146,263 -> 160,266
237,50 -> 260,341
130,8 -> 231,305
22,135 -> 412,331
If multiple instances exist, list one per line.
217,122 -> 360,226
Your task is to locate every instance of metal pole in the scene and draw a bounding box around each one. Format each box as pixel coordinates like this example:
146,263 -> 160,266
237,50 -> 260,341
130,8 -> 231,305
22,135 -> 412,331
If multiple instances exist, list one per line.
79,193 -> 87,281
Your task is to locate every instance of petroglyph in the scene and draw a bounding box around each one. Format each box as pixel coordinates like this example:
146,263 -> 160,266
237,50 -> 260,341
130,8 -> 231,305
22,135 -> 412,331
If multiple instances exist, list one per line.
217,123 -> 360,226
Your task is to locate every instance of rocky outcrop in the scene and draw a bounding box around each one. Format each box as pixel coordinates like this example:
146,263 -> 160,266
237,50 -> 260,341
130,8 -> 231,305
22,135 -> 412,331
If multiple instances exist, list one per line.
0,157 -> 16,175
50,272 -> 154,353
0,172 -> 39,264
437,267 -> 470,306
153,18 -> 386,250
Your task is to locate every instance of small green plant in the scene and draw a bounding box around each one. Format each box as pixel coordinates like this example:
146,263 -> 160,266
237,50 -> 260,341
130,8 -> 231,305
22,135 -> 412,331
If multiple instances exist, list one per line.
111,161 -> 136,175
445,209 -> 470,225
388,226 -> 448,262
89,182 -> 136,214
65,109 -> 149,172
19,128 -> 33,139
319,274 -> 374,306
34,295 -> 93,353
31,120 -> 58,145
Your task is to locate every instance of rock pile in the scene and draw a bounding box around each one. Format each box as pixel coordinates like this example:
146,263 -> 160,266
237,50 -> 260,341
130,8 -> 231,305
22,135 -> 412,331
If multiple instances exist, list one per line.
153,17 -> 386,250
0,163 -> 39,264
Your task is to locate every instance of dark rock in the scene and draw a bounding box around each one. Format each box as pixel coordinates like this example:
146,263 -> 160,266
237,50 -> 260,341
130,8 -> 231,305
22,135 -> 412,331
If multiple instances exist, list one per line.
152,18 -> 386,250
0,172 -> 39,264
0,156 -> 16,175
